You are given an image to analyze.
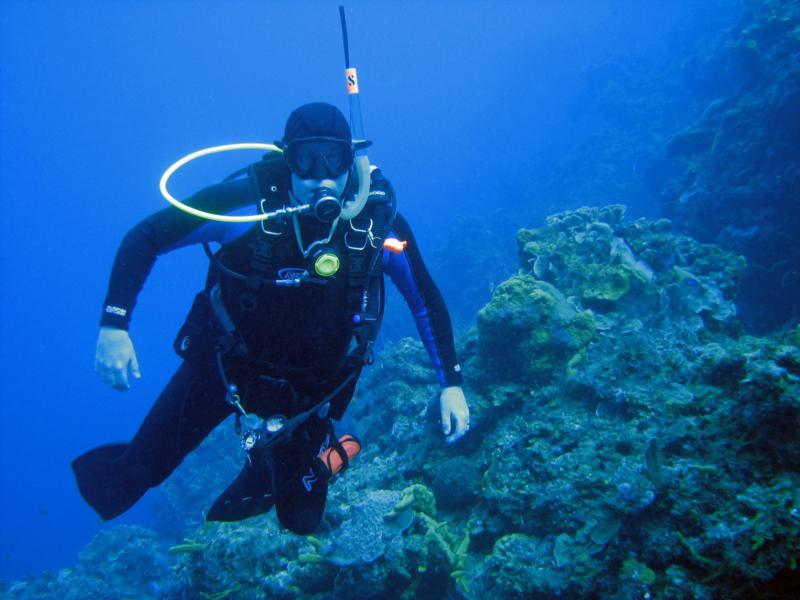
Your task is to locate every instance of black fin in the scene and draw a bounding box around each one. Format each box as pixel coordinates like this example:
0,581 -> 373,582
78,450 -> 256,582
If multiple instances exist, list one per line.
206,460 -> 275,522
71,443 -> 151,521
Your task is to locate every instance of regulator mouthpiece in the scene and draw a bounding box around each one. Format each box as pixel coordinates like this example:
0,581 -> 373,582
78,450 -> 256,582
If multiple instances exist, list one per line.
312,187 -> 342,222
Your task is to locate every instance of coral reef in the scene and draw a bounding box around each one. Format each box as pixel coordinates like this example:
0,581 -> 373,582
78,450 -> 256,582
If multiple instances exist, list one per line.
1,526 -> 181,599
661,0 -> 800,331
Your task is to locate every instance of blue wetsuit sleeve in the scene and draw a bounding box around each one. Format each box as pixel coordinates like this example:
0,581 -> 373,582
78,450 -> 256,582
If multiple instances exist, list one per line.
100,178 -> 254,330
383,212 -> 463,387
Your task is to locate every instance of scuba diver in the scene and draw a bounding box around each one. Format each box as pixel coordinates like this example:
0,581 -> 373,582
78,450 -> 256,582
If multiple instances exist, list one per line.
72,102 -> 470,534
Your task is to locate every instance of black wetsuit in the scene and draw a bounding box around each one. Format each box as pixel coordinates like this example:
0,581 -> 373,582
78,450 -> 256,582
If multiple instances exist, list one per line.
72,162 -> 462,534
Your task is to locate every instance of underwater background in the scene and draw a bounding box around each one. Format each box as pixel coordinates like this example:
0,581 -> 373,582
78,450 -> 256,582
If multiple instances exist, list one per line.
1,0 -> 798,598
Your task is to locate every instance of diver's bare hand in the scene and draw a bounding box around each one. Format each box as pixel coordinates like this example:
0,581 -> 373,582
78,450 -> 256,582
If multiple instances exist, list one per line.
95,326 -> 141,391
440,386 -> 470,443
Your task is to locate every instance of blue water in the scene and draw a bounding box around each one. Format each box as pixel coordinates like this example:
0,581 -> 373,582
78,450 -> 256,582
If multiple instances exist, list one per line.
0,0 -> 739,581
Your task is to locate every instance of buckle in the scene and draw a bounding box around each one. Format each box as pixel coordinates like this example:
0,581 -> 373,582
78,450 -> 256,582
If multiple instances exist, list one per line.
260,198 -> 284,236
345,218 -> 375,251
364,341 -> 375,365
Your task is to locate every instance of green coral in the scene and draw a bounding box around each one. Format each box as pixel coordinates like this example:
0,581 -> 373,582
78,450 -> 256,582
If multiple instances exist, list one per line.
414,512 -> 471,592
477,275 -> 596,382
515,205 -> 745,333
305,535 -> 322,550
479,533 -> 570,597
676,531 -> 724,573
565,308 -> 596,347
199,584 -> 241,600
620,557 -> 656,585
390,483 -> 473,592
565,349 -> 586,378
415,513 -> 466,566
391,483 -> 437,518
169,538 -> 207,555
582,264 -> 632,304
297,553 -> 325,564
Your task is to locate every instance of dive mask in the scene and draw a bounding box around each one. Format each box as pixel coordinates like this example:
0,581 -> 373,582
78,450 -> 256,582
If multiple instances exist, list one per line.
285,137 -> 354,180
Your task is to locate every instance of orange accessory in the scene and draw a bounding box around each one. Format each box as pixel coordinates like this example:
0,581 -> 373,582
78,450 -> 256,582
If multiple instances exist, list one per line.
383,238 -> 408,254
317,434 -> 361,479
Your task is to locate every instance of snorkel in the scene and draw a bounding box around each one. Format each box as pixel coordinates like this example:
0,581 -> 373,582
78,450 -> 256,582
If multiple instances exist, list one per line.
158,6 -> 371,224
339,5 -> 370,220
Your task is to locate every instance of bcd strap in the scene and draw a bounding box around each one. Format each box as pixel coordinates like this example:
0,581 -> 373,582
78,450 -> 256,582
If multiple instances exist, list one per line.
209,284 -> 248,357
340,184 -> 392,369
245,234 -> 273,291
344,265 -> 381,368
238,234 -> 273,311
314,430 -> 362,482
329,434 -> 350,474
238,157 -> 291,310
